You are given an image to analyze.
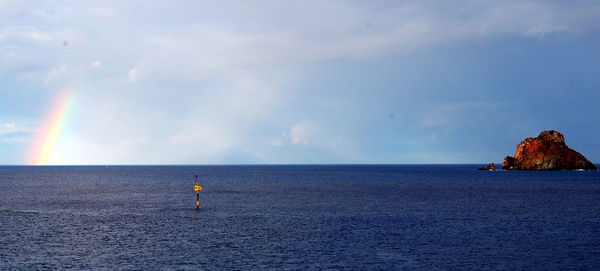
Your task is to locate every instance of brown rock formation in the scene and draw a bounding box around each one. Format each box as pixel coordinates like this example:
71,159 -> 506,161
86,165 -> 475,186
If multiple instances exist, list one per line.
478,163 -> 496,170
502,130 -> 597,170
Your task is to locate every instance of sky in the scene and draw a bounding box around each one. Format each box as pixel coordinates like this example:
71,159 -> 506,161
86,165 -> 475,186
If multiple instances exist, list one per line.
1,0 -> 599,165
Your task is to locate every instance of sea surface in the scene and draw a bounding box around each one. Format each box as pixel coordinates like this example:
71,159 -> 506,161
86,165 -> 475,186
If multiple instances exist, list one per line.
0,165 -> 599,270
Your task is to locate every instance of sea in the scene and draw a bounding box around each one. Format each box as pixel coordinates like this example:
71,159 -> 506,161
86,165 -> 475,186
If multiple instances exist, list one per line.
0,165 -> 599,270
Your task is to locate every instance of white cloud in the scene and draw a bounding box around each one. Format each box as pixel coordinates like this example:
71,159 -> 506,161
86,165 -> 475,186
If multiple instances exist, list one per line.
290,121 -> 315,145
0,122 -> 34,135
127,67 -> 139,83
1,0 -> 599,164
0,121 -> 35,145
91,60 -> 102,68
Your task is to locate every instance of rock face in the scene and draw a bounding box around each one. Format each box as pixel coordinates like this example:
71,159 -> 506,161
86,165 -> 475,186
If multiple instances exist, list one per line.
478,163 -> 496,170
502,130 -> 596,170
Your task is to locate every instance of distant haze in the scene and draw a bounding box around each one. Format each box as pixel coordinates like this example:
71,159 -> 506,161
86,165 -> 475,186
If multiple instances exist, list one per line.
1,1 -> 599,165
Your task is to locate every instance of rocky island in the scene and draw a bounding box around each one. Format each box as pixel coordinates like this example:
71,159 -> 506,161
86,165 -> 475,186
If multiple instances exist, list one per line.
478,163 -> 496,170
501,130 -> 596,170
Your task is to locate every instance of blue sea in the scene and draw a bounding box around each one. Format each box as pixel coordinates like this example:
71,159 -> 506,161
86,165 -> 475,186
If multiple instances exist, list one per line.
0,165 -> 599,270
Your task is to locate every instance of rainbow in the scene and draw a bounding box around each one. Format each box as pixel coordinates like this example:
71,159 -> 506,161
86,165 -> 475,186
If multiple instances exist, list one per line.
28,90 -> 75,165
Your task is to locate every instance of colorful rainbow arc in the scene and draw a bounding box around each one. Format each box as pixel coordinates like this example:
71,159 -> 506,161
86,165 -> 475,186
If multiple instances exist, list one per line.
28,91 -> 75,165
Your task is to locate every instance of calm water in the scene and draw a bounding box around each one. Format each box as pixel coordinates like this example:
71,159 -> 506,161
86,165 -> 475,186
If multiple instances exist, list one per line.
0,165 -> 599,270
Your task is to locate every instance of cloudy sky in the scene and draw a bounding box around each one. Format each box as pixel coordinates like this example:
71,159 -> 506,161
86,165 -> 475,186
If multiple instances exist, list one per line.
1,0 -> 599,165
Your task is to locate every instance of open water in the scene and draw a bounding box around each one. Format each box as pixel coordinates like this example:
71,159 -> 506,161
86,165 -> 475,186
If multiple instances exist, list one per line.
0,165 -> 599,270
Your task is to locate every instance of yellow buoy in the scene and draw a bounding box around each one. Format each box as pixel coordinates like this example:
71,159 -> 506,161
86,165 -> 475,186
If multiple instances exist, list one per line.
193,175 -> 203,210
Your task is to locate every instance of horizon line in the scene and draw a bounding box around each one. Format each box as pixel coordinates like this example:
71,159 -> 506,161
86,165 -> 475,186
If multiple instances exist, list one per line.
0,162 -> 588,167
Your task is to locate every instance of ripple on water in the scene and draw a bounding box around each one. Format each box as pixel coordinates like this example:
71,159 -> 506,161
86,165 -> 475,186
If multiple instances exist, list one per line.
0,165 -> 599,269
